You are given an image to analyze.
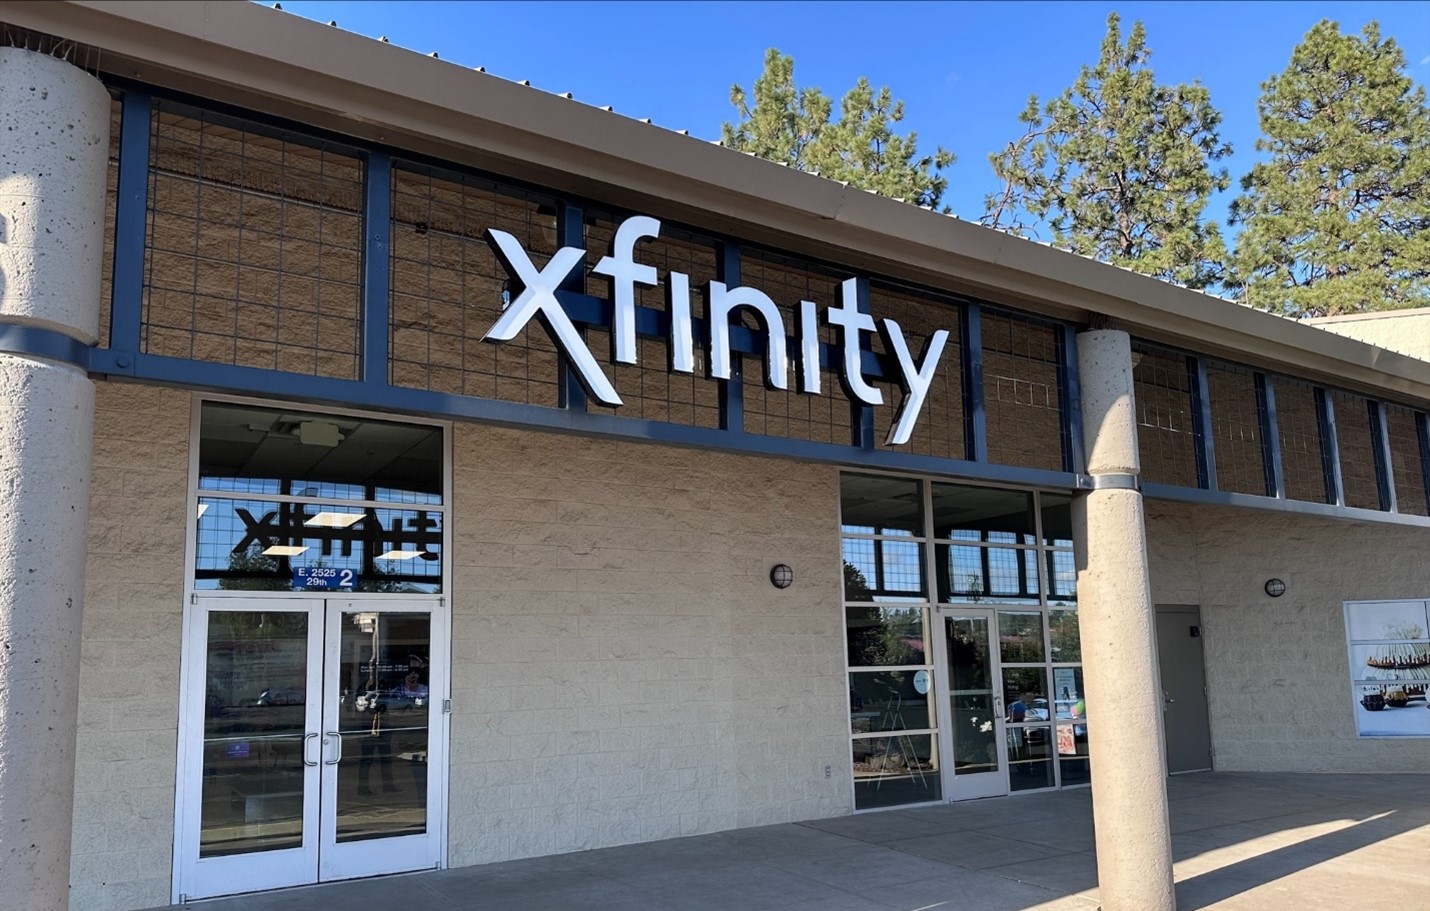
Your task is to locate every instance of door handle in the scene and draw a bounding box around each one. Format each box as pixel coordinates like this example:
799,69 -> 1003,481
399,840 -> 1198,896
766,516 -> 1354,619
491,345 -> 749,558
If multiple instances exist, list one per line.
323,731 -> 343,765
1163,690 -> 1176,708
303,732 -> 319,767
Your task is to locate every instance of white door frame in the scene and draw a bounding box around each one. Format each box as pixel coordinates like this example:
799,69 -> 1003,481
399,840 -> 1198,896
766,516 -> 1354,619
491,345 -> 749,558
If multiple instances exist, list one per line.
934,605 -> 1011,801
175,595 -> 449,901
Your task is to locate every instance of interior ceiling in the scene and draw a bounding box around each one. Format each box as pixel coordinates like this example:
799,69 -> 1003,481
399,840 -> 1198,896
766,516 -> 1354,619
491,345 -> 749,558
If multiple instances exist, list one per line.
843,474 -> 1033,531
200,403 -> 441,493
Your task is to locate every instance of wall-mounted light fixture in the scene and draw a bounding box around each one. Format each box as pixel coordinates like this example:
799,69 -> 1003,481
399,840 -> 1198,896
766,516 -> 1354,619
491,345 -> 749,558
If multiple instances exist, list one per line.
770,564 -> 794,589
1264,578 -> 1287,598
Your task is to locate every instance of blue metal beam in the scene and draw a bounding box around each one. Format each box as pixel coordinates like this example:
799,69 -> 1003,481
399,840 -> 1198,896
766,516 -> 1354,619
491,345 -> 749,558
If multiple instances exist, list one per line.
361,152 -> 393,387
850,276 -> 875,449
1058,325 -> 1085,475
557,202 -> 589,412
1190,356 -> 1217,491
85,347 -> 1082,490
717,243 -> 744,433
1256,373 -> 1285,499
1418,410 -> 1430,516
962,303 -> 988,463
108,89 -> 152,359
1142,481 -> 1430,530
1370,400 -> 1396,513
1319,387 -> 1346,507
0,324 -> 92,370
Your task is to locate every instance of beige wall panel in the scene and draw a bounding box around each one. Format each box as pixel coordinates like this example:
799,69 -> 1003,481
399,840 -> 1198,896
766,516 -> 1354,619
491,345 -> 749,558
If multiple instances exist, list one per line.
1308,310 -> 1430,363
1146,501 -> 1430,774
447,426 -> 850,867
71,382 -> 191,911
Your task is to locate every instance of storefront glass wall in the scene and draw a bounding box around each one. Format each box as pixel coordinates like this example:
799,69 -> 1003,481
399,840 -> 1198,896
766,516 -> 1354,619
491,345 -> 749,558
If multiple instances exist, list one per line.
841,473 -> 1085,809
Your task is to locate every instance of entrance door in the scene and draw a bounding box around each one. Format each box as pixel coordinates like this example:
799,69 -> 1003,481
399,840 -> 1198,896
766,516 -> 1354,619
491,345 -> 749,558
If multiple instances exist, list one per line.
936,608 -> 1010,800
176,597 -> 446,901
1155,605 -> 1213,773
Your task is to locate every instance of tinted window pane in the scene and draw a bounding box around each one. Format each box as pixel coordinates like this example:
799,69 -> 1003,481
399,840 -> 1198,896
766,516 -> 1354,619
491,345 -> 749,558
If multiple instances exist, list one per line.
199,402 -> 443,504
852,734 -> 940,809
931,483 -> 1035,540
938,544 -> 1039,604
849,670 -> 933,732
1045,550 -> 1078,603
1049,610 -> 1081,663
843,538 -> 926,600
1040,492 -> 1074,547
195,497 -> 442,593
840,474 -> 923,535
999,611 -> 1046,664
846,605 -> 926,667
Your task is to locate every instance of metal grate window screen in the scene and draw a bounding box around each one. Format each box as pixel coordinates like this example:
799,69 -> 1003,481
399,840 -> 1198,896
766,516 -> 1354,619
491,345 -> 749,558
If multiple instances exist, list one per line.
981,313 -> 1065,472
870,285 -> 964,458
389,167 -> 561,406
1384,404 -> 1428,517
739,249 -> 849,443
583,215 -> 720,426
1331,391 -> 1381,510
1274,377 -> 1329,503
1205,363 -> 1267,496
141,103 -> 364,378
1131,345 -> 1198,487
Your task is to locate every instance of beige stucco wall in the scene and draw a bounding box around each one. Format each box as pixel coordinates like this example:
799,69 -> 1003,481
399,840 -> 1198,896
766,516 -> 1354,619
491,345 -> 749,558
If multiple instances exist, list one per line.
1147,500 -> 1430,773
72,382 -> 190,911
447,425 -> 850,866
1307,309 -> 1430,363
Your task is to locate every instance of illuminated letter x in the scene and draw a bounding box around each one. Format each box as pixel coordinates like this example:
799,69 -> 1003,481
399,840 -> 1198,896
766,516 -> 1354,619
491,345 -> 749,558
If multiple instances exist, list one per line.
483,229 -> 623,406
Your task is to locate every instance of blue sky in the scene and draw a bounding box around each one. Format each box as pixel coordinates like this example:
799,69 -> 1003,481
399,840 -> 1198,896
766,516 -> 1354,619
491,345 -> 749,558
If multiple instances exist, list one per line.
277,1 -> 1428,230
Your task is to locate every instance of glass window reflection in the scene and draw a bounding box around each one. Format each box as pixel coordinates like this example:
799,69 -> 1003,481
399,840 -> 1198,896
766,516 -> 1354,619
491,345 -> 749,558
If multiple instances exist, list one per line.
843,538 -> 926,600
931,483 -> 1035,540
938,545 -> 1040,604
195,497 -> 442,593
846,605 -> 926,667
848,670 -> 933,732
840,474 -> 923,536
198,402 -> 443,505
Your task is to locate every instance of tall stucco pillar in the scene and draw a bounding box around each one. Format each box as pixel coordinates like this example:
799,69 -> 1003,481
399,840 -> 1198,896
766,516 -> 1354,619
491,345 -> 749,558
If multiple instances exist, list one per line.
0,47 -> 109,910
1072,329 -> 1176,911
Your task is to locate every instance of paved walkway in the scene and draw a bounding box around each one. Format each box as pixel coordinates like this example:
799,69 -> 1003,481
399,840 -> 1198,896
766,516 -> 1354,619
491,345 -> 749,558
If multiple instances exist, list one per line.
165,772 -> 1429,911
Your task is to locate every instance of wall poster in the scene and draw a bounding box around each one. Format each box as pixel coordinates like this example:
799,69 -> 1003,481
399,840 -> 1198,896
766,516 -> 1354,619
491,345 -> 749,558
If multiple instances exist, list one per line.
1343,600 -> 1430,738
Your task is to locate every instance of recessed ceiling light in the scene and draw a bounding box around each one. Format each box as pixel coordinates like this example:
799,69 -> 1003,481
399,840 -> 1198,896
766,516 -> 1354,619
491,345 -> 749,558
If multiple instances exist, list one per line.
304,511 -> 363,528
378,549 -> 424,560
262,545 -> 309,557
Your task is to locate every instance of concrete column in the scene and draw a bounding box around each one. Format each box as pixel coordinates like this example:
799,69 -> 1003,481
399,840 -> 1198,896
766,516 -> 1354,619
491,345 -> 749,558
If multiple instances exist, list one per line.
0,47 -> 110,911
1072,329 -> 1176,911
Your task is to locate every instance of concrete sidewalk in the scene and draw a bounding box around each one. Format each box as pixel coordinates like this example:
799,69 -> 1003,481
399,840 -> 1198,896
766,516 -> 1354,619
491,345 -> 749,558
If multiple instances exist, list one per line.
162,772 -> 1430,911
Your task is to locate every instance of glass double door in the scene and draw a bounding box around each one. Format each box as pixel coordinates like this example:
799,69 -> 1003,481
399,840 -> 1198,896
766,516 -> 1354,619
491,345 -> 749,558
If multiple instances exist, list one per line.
935,607 -> 1066,800
176,597 -> 446,901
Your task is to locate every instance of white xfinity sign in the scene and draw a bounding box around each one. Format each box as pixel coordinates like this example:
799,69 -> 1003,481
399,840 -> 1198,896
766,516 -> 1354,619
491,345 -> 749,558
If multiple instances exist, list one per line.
483,215 -> 949,446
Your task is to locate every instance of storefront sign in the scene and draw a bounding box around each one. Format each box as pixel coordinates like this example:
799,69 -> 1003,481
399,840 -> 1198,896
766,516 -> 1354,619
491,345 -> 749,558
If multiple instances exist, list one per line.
484,215 -> 950,446
913,670 -> 930,694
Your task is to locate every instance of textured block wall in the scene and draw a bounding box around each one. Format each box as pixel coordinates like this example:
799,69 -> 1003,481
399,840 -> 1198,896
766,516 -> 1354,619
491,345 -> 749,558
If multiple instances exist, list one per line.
1146,500 -> 1430,773
447,425 -> 851,866
71,382 -> 191,911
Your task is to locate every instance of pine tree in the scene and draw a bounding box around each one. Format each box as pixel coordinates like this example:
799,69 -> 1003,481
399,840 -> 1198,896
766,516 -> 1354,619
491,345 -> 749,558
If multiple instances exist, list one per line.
1229,20 -> 1430,317
984,13 -> 1231,290
722,49 -> 953,209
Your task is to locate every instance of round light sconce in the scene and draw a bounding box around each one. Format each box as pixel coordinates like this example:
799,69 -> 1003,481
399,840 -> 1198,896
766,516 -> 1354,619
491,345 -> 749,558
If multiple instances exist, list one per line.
1264,578 -> 1287,598
770,564 -> 794,589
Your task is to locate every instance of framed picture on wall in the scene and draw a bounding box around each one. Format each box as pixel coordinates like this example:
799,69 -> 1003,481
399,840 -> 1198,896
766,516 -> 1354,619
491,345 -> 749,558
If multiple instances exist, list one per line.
1344,600 -> 1430,738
